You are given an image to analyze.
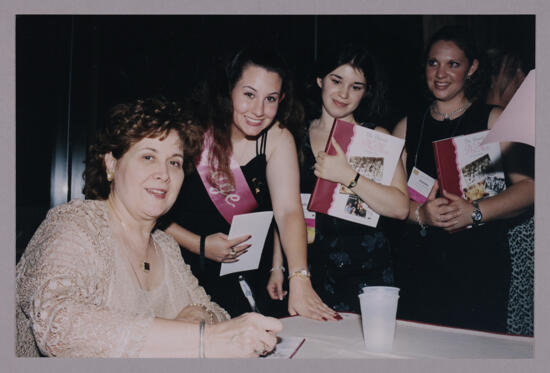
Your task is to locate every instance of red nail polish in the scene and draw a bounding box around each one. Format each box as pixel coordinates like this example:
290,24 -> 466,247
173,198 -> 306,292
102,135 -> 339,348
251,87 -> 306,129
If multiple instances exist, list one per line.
322,317 -> 328,321
335,314 -> 343,320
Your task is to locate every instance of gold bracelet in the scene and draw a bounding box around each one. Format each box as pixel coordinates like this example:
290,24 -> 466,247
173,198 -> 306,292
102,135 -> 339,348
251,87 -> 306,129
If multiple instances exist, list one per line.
189,303 -> 215,324
288,269 -> 311,280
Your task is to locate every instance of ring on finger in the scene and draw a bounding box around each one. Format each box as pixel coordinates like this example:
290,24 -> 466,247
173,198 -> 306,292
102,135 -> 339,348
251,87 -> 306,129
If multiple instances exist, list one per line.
437,215 -> 441,222
231,248 -> 236,255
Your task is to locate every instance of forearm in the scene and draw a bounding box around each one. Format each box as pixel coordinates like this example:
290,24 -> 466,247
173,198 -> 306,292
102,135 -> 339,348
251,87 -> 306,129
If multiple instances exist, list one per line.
351,177 -> 409,219
275,210 -> 308,273
477,178 -> 534,222
140,318 -> 201,358
272,228 -> 284,267
165,223 -> 200,254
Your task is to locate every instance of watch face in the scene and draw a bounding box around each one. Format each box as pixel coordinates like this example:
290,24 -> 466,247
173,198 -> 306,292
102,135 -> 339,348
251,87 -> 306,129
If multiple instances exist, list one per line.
472,209 -> 482,223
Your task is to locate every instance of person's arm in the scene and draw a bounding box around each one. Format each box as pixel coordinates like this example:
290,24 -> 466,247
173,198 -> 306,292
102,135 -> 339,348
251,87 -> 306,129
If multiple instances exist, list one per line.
439,107 -> 534,230
141,313 -> 282,358
266,226 -> 287,300
265,125 -> 338,321
313,126 -> 409,220
392,117 -> 459,228
165,222 -> 250,263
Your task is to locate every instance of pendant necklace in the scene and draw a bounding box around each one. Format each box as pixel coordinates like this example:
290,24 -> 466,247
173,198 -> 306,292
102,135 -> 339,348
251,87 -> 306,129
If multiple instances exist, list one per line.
107,199 -> 156,273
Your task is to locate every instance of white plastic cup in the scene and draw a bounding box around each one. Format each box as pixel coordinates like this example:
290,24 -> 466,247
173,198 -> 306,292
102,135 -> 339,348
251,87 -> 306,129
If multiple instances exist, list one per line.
359,286 -> 400,353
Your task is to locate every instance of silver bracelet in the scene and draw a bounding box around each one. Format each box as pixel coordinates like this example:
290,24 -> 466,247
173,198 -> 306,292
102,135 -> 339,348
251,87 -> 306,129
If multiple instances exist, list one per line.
199,320 -> 205,358
270,265 -> 286,272
415,204 -> 428,237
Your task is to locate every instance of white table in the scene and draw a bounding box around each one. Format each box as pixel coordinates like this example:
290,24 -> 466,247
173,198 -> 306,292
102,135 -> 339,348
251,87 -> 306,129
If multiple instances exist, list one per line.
277,313 -> 533,359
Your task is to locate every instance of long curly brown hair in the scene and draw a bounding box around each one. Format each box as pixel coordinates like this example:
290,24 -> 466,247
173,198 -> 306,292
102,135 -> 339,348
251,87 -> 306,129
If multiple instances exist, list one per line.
83,97 -> 203,200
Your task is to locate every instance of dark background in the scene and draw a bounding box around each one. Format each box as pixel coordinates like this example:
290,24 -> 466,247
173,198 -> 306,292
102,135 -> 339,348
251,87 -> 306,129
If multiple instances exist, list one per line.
16,15 -> 535,259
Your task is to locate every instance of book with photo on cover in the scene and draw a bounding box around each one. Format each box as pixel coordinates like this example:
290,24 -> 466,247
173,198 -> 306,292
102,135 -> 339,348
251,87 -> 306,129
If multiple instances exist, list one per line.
307,119 -> 405,227
432,130 -> 506,226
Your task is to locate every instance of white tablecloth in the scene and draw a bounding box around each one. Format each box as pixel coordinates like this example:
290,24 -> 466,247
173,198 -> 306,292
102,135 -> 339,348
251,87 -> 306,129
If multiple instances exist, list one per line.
278,313 -> 533,359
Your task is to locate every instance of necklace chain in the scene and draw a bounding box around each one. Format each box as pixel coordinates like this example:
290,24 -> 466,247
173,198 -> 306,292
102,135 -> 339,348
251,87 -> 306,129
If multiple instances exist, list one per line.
106,199 -> 156,273
431,101 -> 471,120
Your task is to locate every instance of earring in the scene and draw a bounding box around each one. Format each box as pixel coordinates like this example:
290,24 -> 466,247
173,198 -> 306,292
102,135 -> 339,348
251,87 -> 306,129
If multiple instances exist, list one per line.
107,171 -> 114,182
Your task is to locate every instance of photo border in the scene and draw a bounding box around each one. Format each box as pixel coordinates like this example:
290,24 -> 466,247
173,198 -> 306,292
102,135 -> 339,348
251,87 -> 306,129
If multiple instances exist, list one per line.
2,1 -> 549,372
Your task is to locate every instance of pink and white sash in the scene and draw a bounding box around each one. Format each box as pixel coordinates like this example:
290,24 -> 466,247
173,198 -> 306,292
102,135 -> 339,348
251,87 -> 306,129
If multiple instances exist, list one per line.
196,131 -> 259,224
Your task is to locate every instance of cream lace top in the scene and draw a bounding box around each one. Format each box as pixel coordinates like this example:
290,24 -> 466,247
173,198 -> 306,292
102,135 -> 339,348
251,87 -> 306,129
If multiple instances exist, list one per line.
16,199 -> 229,357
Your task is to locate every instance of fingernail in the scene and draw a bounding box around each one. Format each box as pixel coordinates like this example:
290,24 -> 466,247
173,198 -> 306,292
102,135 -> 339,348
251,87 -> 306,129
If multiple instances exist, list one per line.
335,314 -> 343,320
279,296 -> 283,301
322,317 -> 328,321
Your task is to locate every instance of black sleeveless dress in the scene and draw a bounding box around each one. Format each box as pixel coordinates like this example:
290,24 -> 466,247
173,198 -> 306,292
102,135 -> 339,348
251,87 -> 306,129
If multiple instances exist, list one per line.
393,100 -> 511,333
169,131 -> 286,317
300,123 -> 395,313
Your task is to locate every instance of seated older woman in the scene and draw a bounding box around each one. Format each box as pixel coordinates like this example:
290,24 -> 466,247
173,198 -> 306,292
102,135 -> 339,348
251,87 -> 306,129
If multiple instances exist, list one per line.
16,97 -> 282,358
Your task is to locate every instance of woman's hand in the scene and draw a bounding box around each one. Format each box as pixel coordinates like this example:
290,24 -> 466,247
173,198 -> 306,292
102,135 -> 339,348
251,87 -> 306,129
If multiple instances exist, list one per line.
419,181 -> 460,228
440,189 -> 476,231
288,277 -> 341,321
266,268 -> 287,300
313,139 -> 356,185
176,304 -> 218,325
205,313 -> 282,358
205,233 -> 251,262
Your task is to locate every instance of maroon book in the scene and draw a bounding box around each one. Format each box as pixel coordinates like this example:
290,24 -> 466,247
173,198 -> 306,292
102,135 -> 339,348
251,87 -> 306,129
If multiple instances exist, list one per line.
307,119 -> 404,228
432,130 -> 506,232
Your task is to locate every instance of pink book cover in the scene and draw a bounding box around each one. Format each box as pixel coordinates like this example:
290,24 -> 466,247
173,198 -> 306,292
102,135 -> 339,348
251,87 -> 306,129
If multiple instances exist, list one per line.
308,119 -> 404,228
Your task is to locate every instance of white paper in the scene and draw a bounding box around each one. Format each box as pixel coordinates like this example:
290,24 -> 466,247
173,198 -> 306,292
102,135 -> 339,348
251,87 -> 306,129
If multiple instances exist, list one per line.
264,336 -> 305,359
219,211 -> 273,276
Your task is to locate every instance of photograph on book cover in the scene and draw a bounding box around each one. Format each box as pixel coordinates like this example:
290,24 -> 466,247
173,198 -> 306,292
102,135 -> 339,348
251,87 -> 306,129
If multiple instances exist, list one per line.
3,1 -> 548,372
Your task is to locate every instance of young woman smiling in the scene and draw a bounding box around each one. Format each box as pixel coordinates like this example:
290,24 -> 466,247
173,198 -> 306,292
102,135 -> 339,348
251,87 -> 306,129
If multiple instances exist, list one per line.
392,26 -> 534,333
267,44 -> 409,314
165,47 -> 337,321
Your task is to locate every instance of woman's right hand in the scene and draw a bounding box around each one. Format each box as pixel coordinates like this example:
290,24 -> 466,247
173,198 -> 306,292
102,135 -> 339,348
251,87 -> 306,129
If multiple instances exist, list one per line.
204,313 -> 283,358
205,233 -> 251,262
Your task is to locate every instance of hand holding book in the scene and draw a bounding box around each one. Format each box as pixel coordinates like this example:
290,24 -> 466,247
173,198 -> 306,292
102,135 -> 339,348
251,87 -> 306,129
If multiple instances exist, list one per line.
313,138 -> 357,186
417,180 -> 462,230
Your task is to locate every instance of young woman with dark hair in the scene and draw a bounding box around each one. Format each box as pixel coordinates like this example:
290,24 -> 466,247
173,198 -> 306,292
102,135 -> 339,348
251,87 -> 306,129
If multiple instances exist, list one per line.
165,47 -> 337,320
267,43 -> 409,313
392,26 -> 534,332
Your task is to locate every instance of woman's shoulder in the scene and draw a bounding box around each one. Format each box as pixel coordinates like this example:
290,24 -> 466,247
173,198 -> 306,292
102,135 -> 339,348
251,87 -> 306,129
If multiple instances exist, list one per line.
265,121 -> 297,156
43,199 -> 107,231
152,229 -> 182,259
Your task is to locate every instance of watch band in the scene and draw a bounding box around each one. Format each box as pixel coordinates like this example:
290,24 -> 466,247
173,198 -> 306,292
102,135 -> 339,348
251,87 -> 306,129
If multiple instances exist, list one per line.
347,172 -> 360,189
471,200 -> 483,227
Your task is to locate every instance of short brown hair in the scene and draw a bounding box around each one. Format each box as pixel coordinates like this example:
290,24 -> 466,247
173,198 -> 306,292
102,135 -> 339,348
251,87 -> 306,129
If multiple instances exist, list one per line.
83,97 -> 203,200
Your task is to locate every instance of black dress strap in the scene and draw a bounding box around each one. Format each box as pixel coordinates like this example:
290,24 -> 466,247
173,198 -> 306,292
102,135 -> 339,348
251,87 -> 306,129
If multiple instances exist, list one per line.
256,130 -> 268,156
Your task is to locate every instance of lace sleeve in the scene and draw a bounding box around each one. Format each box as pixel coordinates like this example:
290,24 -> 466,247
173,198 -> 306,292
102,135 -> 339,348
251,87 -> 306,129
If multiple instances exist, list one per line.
17,206 -> 154,357
157,232 -> 231,322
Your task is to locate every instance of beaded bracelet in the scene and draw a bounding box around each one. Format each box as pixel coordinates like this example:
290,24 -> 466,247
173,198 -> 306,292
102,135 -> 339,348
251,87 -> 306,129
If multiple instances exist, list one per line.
288,269 -> 311,280
189,303 -> 215,324
270,265 -> 286,273
199,320 -> 205,358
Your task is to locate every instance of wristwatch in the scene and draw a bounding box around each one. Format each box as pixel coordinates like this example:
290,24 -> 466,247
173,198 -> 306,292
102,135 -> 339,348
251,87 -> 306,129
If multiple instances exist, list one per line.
347,172 -> 360,189
471,200 -> 483,227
